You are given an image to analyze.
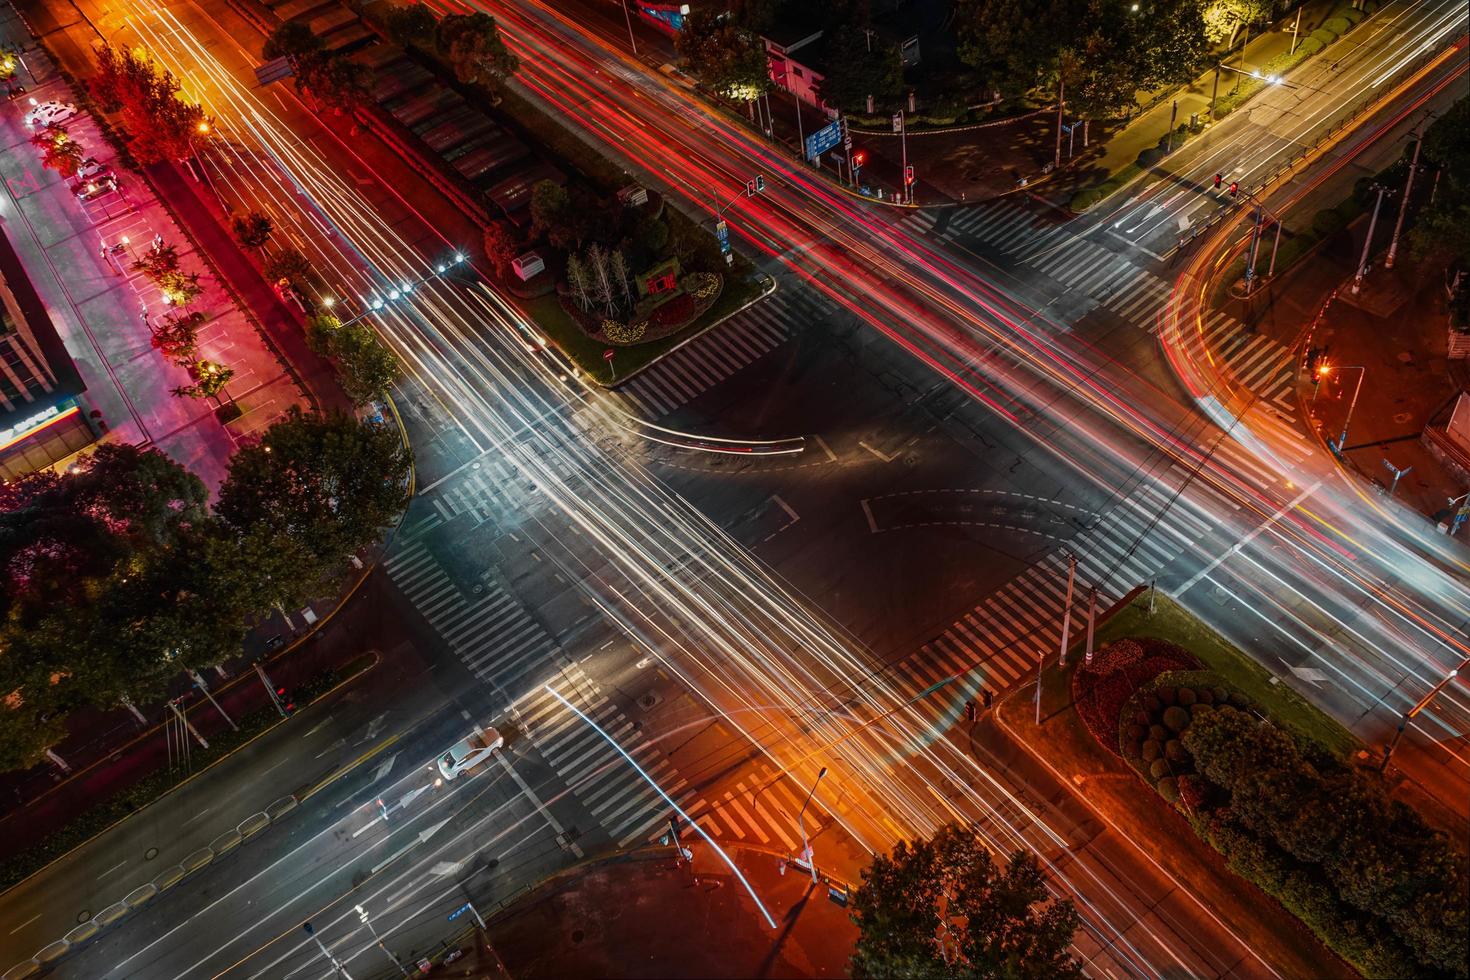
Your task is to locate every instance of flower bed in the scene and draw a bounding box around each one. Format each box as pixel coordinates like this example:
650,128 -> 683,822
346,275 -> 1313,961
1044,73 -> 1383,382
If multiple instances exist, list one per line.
1117,669 -> 1252,809
1071,637 -> 1201,755
563,272 -> 724,348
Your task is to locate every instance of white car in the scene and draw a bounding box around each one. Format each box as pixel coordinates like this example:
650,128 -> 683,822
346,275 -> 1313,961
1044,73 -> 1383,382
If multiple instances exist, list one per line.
76,157 -> 112,182
435,726 -> 503,781
24,100 -> 77,129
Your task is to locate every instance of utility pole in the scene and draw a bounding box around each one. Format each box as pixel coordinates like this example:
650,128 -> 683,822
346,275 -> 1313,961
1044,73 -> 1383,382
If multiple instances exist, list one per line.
795,767 -> 828,883
1084,587 -> 1098,665
187,667 -> 237,731
1057,556 -> 1078,666
1165,99 -> 1178,154
1034,649 -> 1045,725
1244,205 -> 1265,295
1290,6 -> 1302,55
355,905 -> 409,977
254,661 -> 290,718
894,109 -> 910,204
1267,213 -> 1285,279
619,0 -> 637,54
168,699 -> 208,749
1381,662 -> 1464,771
1054,74 -> 1065,171
1209,64 -> 1221,121
303,922 -> 354,979
1331,365 -> 1367,454
1352,184 -> 1393,294
1385,132 -> 1424,269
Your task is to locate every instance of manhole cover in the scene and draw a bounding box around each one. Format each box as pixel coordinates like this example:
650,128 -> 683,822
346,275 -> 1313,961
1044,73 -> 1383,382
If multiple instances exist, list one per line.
571,929 -> 585,946
637,692 -> 661,711
1396,352 -> 1413,364
144,847 -> 158,861
1393,413 -> 1412,424
76,909 -> 91,924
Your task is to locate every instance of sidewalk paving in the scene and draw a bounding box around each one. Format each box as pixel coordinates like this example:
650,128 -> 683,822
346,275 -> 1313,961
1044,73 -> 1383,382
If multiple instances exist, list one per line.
483,844 -> 856,979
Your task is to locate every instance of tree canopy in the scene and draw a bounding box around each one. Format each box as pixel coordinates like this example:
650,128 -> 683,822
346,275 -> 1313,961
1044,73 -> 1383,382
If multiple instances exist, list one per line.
850,823 -> 1084,979
90,43 -> 209,165
819,25 -> 903,114
675,10 -> 771,101
306,314 -> 402,405
434,13 -> 519,88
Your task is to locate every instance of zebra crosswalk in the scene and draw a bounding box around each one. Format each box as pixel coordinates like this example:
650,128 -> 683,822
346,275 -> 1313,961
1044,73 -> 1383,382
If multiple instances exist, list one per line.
618,288 -> 832,419
384,536 -> 560,695
521,666 -> 802,849
882,476 -> 1221,737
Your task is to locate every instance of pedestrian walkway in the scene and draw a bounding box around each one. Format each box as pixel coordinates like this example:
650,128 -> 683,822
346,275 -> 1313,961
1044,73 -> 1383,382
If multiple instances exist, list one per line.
515,666 -> 803,850
617,288 -> 833,419
884,476 -> 1221,740
383,529 -> 561,699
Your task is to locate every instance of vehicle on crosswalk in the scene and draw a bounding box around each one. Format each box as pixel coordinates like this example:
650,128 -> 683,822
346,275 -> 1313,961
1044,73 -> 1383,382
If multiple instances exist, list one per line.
435,725 -> 503,781
24,99 -> 76,128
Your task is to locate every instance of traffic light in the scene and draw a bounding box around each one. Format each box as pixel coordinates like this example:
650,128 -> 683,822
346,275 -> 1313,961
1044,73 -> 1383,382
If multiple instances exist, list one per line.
963,700 -> 977,722
744,179 -> 756,197
754,174 -> 765,193
1229,181 -> 1239,197
1213,173 -> 1222,188
852,150 -> 866,169
904,165 -> 915,185
277,686 -> 295,714
982,689 -> 993,710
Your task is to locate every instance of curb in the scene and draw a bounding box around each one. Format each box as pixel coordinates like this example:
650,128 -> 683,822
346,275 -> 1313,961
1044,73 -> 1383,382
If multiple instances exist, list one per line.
0,652 -> 381,977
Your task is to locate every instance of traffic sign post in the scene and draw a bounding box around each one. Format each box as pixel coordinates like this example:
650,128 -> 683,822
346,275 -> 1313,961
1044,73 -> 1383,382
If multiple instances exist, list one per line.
603,347 -> 616,381
803,119 -> 843,163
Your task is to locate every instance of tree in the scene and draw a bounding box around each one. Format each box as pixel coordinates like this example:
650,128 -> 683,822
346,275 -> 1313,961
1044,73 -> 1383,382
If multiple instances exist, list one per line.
850,823 -> 1084,979
1413,96 -> 1470,267
31,125 -> 85,177
158,269 -> 204,309
263,246 -> 314,288
529,179 -> 575,249
1202,0 -> 1270,47
307,315 -> 401,405
172,359 -> 233,402
132,240 -> 181,282
608,249 -> 634,310
957,0 -> 1076,98
151,309 -> 206,364
215,409 -> 411,598
482,220 -> 519,279
90,44 -> 207,165
0,43 -> 20,85
231,211 -> 274,249
262,21 -> 324,67
381,3 -> 438,49
728,0 -> 781,31
296,54 -> 372,115
434,13 -> 518,88
586,243 -> 615,315
675,11 -> 771,101
819,25 -> 903,114
565,252 -> 592,310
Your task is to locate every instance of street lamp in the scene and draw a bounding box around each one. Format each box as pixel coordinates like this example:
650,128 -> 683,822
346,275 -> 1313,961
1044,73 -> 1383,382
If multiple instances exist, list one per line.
354,904 -> 409,977
1325,364 -> 1366,456
795,766 -> 827,884
1382,663 -> 1464,771
338,252 -> 467,329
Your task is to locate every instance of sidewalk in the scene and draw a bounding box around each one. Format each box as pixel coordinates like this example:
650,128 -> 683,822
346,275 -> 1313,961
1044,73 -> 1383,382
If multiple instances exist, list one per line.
0,9 -> 307,490
1055,0 -> 1351,206
483,844 -> 856,978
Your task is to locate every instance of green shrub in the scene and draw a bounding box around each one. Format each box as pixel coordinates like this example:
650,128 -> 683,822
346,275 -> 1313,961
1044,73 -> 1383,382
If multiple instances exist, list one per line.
1157,777 -> 1180,803
1323,16 -> 1351,34
1165,740 -> 1189,764
1178,687 -> 1197,706
1143,695 -> 1162,713
1190,702 -> 1214,720
1157,686 -> 1177,706
1333,6 -> 1365,24
1227,691 -> 1252,709
1137,146 -> 1165,168
1211,686 -> 1229,704
1142,739 -> 1162,762
1298,36 -> 1325,56
1124,722 -> 1148,742
1070,187 -> 1105,212
1361,0 -> 1377,12
1148,723 -> 1167,741
1163,705 -> 1190,733
1311,27 -> 1338,45
1149,758 -> 1171,780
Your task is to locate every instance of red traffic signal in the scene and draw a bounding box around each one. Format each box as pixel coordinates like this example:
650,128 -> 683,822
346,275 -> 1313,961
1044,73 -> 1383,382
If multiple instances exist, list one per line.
1213,173 -> 1222,188
1229,181 -> 1239,197
852,150 -> 866,168
904,165 -> 915,185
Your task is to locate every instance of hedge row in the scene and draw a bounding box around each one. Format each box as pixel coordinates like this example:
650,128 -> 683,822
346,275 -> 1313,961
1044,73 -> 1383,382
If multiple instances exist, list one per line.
0,654 -> 374,894
1177,706 -> 1468,978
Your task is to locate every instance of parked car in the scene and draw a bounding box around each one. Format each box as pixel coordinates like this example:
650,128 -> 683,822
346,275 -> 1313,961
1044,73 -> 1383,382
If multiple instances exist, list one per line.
76,157 -> 112,182
435,726 -> 503,781
24,100 -> 77,128
71,174 -> 119,201
5,84 -> 26,102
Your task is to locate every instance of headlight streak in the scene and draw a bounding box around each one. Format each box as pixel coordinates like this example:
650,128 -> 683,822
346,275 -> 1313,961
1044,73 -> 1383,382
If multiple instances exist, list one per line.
130,9 -> 1199,975
487,0 -> 1470,763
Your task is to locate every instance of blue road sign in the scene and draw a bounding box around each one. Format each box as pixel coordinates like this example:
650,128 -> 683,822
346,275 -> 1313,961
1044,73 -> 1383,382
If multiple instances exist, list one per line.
448,902 -> 472,922
804,120 -> 843,162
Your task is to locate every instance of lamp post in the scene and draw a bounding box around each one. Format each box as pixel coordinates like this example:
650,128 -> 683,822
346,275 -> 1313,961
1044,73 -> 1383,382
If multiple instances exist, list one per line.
1385,131 -> 1425,270
1381,663 -> 1464,771
336,252 -> 468,330
1352,184 -> 1394,293
1328,365 -> 1366,455
619,0 -> 638,55
355,905 -> 409,977
795,767 -> 827,883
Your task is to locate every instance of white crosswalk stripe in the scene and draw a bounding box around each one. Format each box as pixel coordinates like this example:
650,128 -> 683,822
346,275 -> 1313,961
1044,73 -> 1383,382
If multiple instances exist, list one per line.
517,669 -> 801,848
617,289 -> 826,419
882,476 -> 1230,736
385,538 -> 559,693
